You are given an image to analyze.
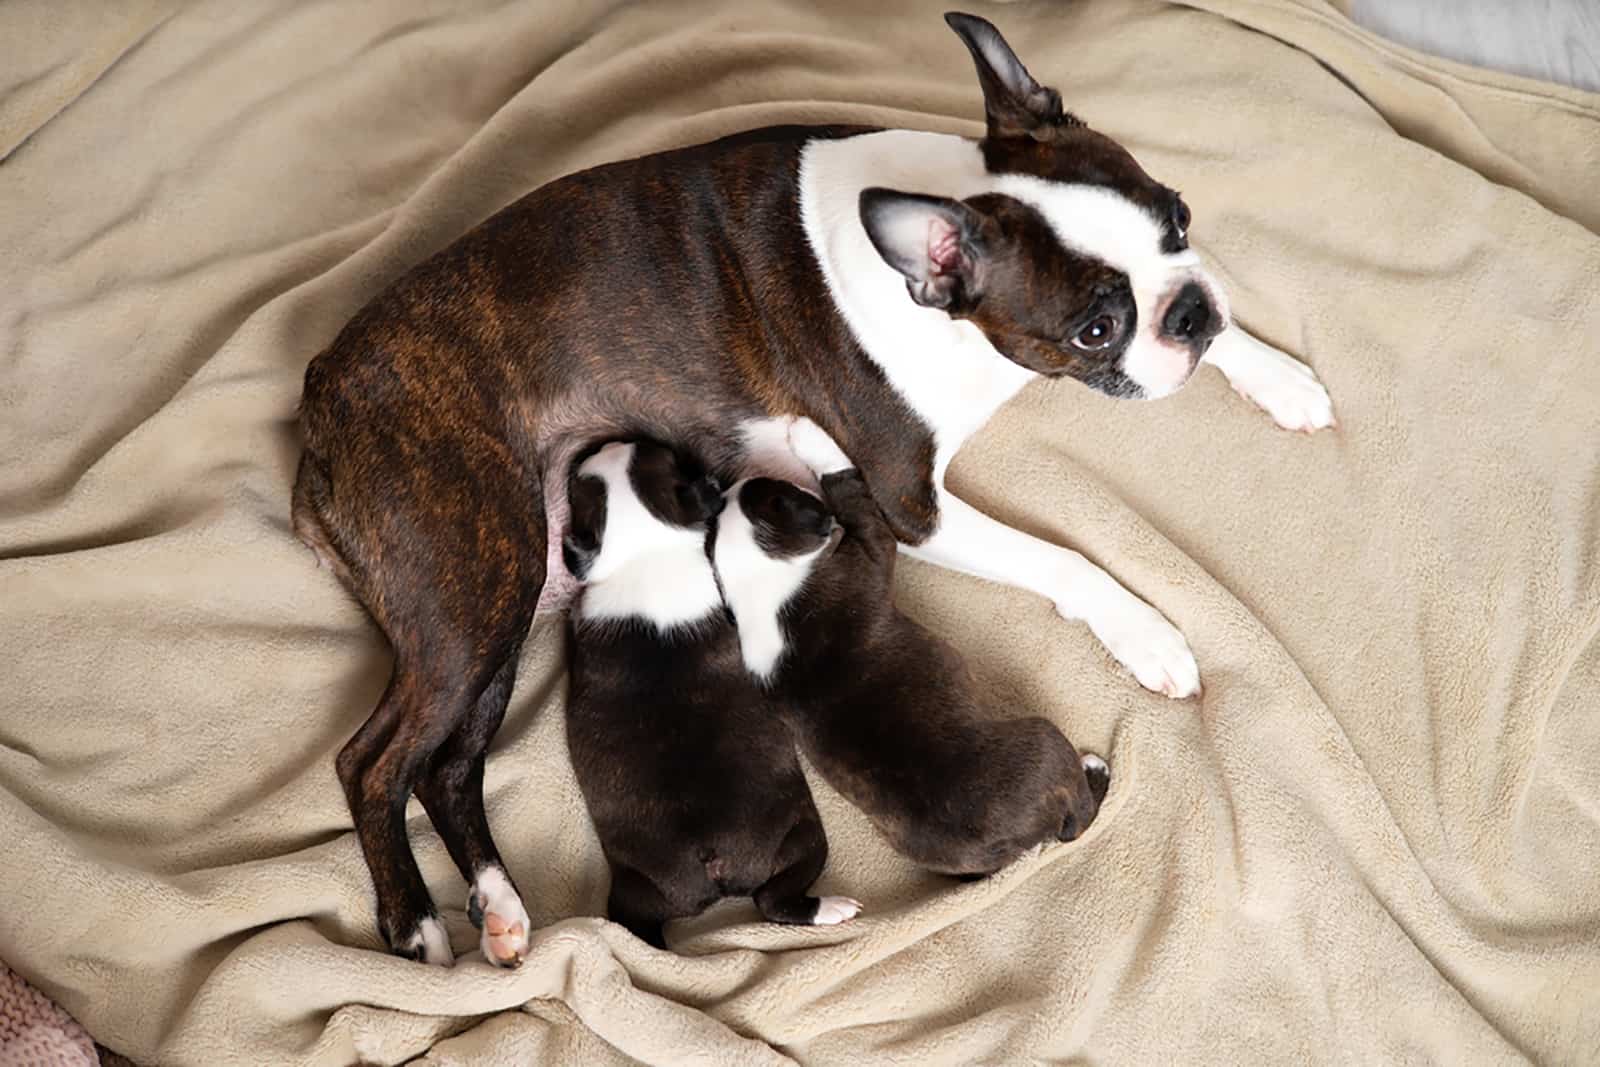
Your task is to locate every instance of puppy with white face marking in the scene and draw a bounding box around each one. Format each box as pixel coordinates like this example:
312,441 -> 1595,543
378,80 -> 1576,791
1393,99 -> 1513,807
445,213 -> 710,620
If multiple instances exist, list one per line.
710,420 -> 1110,877
562,440 -> 860,948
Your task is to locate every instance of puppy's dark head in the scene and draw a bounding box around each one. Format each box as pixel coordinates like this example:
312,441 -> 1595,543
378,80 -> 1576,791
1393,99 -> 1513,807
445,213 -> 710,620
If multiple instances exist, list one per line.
625,439 -> 724,529
708,478 -> 844,680
563,440 -> 721,582
856,13 -> 1228,401
731,478 -> 840,560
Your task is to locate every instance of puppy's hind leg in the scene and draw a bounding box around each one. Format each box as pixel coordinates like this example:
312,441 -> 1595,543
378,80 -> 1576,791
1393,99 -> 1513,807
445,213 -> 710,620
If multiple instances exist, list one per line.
753,817 -> 860,926
606,865 -> 684,950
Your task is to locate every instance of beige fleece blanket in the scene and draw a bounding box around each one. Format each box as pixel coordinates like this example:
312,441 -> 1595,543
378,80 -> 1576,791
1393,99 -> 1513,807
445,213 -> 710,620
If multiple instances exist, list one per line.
3,1 -> 1598,1063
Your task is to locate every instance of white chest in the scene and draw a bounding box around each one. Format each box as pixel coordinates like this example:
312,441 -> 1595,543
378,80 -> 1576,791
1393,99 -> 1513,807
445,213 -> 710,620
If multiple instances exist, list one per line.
797,130 -> 1038,467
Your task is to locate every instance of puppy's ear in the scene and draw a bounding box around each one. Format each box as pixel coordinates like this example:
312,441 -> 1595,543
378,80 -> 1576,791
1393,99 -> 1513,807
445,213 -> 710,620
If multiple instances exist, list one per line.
675,475 -> 724,526
859,189 -> 987,312
944,12 -> 1074,140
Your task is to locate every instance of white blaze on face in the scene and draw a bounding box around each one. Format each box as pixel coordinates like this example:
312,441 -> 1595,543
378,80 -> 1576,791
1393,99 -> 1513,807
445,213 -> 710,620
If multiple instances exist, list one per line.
710,481 -> 831,682
990,175 -> 1228,399
574,442 -> 721,630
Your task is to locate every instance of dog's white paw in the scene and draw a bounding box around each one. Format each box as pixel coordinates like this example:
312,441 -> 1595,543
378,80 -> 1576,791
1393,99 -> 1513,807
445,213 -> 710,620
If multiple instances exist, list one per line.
400,915 -> 455,967
1213,333 -> 1335,433
1084,598 -> 1200,699
787,416 -> 853,475
467,865 -> 531,968
811,896 -> 862,925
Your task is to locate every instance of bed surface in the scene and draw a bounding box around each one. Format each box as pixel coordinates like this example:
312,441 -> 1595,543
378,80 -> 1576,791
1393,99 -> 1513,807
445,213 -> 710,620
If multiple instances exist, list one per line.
2,1 -> 1598,1063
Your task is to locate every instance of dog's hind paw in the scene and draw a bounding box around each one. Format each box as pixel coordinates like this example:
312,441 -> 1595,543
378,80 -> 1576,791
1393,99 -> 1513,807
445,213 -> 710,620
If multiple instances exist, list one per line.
468,865 -> 531,968
396,916 -> 455,967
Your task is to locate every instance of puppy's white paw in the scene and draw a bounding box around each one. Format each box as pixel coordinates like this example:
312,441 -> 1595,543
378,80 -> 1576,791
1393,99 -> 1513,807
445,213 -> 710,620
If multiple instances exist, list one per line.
811,896 -> 862,925
467,865 -> 531,968
400,916 -> 455,967
1083,598 -> 1200,699
787,416 -> 853,475
1217,337 -> 1335,433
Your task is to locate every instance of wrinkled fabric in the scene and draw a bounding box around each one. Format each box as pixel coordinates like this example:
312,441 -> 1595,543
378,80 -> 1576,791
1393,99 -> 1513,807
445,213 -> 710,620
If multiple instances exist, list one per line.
1,1 -> 1597,1063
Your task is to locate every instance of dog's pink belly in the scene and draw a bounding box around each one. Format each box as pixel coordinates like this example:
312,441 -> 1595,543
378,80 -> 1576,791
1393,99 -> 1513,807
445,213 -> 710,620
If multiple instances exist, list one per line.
534,436 -> 585,615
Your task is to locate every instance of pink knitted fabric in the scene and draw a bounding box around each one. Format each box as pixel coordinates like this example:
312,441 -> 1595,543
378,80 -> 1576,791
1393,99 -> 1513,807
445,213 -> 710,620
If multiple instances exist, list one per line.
0,961 -> 96,1067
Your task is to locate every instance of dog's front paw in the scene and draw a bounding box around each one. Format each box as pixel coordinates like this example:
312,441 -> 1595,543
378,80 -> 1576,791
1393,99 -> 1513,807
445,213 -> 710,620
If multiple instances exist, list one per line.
1083,598 -> 1200,699
787,416 -> 853,475
467,866 -> 531,968
1215,333 -> 1335,433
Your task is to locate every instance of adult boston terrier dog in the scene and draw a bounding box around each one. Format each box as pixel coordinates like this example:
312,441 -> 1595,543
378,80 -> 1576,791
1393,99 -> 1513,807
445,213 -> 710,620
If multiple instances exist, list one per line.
563,439 -> 858,950
294,12 -> 1334,963
710,419 -> 1110,877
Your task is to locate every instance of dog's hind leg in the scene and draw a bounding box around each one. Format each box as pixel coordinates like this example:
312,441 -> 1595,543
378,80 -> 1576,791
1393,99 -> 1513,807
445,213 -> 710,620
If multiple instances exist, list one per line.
334,661 -> 484,965
414,649 -> 536,968
294,431 -> 543,965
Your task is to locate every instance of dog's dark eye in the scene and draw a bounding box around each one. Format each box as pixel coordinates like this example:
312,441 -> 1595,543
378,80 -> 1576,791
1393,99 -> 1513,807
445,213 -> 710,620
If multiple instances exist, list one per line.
1070,315 -> 1118,351
1171,198 -> 1190,238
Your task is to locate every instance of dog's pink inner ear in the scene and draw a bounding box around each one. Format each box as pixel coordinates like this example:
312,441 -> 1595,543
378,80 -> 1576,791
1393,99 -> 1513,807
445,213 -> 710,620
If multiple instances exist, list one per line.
928,219 -> 964,275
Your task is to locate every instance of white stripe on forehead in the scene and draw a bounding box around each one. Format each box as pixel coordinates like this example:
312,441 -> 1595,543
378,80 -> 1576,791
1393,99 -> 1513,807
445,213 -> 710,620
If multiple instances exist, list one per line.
575,442 -> 721,629
989,172 -> 1214,399
989,173 -> 1197,297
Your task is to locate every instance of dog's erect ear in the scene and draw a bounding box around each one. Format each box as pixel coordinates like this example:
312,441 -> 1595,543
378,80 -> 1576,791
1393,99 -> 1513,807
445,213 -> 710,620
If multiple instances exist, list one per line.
944,11 -> 1073,140
859,188 -> 986,312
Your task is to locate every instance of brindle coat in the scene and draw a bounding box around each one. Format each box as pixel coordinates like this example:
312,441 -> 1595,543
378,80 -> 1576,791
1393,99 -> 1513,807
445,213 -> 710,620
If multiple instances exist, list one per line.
294,13 -> 1187,957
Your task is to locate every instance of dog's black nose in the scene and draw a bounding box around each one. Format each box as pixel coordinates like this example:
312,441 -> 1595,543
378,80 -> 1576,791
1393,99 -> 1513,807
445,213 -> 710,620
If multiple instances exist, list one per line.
1162,282 -> 1211,341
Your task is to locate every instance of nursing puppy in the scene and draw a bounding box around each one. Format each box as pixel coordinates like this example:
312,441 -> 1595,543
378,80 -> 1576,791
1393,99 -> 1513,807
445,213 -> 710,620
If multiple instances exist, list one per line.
563,439 -> 860,948
710,420 -> 1110,877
